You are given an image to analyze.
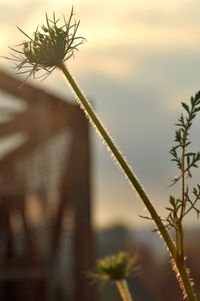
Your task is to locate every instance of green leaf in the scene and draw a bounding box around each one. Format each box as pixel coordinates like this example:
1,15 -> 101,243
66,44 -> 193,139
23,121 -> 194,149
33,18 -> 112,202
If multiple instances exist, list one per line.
181,102 -> 190,114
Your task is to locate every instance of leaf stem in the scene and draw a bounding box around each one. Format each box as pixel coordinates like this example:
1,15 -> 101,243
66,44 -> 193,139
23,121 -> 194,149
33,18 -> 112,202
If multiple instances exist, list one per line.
115,280 -> 133,301
57,62 -> 175,254
57,62 -> 197,301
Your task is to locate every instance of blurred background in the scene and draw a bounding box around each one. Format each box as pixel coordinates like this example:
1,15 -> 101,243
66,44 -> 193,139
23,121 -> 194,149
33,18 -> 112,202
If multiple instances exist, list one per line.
0,0 -> 200,300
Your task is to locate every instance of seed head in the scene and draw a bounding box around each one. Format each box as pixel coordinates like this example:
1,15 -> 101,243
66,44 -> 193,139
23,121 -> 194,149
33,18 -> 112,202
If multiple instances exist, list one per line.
93,252 -> 138,282
5,7 -> 85,80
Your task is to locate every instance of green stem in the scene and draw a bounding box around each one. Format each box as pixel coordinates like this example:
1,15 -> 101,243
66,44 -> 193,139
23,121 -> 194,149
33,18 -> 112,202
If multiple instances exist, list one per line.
176,261 -> 197,301
180,138 -> 186,219
57,63 -> 175,255
115,280 -> 133,301
58,62 -> 197,301
176,221 -> 184,263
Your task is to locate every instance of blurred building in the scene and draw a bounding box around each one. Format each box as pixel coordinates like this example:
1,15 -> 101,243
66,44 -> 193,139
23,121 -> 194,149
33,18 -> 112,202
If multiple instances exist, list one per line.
0,69 -> 95,301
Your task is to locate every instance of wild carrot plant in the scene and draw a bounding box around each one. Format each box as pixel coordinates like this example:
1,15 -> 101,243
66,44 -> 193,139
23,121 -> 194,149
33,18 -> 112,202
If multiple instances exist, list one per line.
2,7 -> 200,301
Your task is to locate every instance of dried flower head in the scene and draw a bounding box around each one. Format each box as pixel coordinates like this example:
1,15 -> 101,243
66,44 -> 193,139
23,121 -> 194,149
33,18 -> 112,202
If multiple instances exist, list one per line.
5,7 -> 85,80
93,252 -> 138,282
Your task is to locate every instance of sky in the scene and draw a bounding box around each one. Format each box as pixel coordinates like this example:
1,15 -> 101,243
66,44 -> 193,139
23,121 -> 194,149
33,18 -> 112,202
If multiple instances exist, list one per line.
0,0 -> 200,229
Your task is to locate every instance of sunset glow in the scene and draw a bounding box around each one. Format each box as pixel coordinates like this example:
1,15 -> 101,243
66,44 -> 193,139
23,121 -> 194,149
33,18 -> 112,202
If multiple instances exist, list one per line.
1,1 -> 200,228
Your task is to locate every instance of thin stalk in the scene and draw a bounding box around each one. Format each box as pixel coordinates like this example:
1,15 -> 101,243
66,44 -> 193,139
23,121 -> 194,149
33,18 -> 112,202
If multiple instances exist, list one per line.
115,280 -> 133,301
176,259 -> 196,301
57,62 -> 197,301
177,149 -> 185,262
177,134 -> 186,263
57,62 -> 175,255
180,137 -> 186,219
176,221 -> 184,263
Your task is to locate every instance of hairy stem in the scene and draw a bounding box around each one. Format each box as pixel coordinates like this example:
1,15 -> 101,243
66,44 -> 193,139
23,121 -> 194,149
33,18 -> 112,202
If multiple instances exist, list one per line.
176,260 -> 197,301
115,280 -> 133,301
58,62 -> 197,301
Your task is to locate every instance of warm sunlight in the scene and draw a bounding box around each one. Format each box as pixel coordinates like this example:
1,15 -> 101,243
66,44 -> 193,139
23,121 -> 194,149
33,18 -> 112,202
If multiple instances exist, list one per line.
1,0 -> 200,228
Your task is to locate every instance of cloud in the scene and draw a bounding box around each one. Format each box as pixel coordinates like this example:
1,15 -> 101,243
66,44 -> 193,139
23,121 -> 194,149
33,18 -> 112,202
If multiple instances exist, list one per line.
1,0 -> 200,228
0,1 -> 42,25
